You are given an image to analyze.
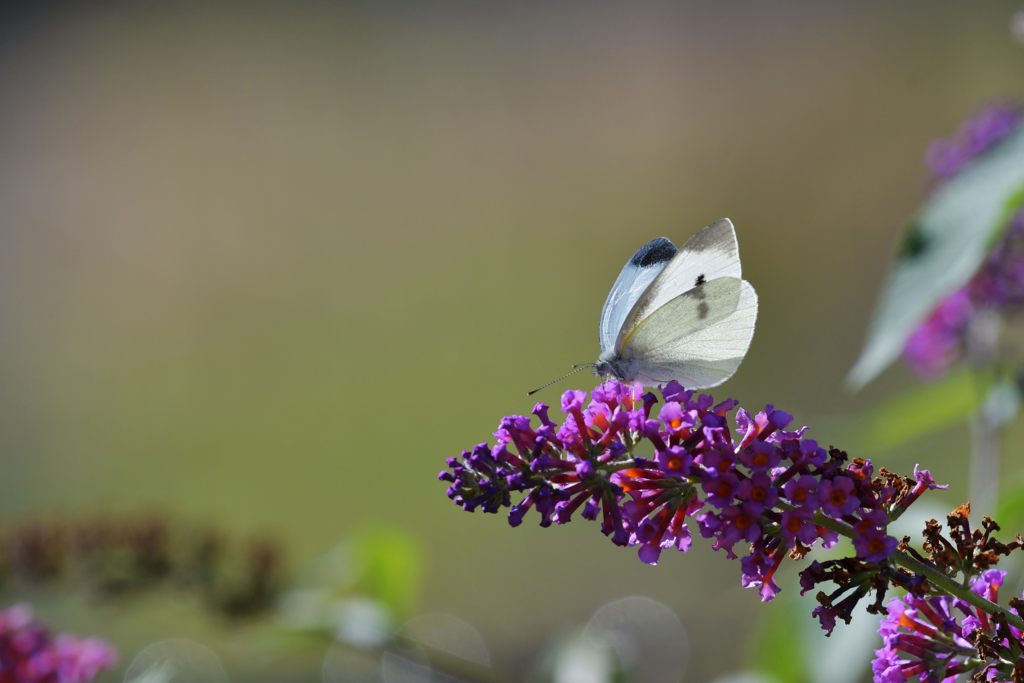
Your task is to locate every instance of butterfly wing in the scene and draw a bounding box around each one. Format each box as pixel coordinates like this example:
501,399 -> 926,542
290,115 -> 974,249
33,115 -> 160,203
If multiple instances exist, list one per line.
615,218 -> 741,350
598,237 -> 677,353
848,124 -> 1024,388
620,279 -> 757,387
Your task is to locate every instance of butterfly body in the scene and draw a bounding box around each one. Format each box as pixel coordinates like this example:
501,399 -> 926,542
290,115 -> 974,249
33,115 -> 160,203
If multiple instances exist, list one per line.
593,218 -> 757,388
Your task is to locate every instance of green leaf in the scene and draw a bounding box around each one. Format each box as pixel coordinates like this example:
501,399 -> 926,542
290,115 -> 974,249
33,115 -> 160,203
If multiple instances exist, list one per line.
996,475 -> 1024,528
748,595 -> 809,683
864,368 -> 986,449
350,526 -> 422,620
848,125 -> 1024,389
277,526 -> 423,639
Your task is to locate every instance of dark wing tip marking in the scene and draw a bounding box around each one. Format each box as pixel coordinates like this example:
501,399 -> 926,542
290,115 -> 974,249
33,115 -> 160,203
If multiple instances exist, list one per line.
695,273 -> 706,286
630,237 -> 677,267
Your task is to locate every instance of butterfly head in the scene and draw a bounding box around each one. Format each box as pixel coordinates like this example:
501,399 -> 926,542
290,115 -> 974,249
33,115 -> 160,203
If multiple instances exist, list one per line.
593,350 -> 636,382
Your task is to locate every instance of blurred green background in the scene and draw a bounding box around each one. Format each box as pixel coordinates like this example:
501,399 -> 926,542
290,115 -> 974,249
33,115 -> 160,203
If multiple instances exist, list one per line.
2,2 -> 1024,681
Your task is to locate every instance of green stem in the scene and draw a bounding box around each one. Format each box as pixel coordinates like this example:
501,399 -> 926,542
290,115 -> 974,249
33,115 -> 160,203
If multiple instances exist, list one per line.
810,511 -> 1024,631
891,551 -> 1024,631
966,311 -> 1003,517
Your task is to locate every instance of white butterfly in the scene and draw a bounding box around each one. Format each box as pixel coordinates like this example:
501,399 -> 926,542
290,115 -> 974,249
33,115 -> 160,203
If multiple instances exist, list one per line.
847,123 -> 1024,389
592,218 -> 758,388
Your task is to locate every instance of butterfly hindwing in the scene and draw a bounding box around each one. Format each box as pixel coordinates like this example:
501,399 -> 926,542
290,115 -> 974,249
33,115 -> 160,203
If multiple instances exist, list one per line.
619,275 -> 743,356
620,279 -> 757,387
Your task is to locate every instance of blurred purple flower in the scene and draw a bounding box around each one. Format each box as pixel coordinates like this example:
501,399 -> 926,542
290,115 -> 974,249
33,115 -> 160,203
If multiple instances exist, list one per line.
903,288 -> 975,378
0,604 -> 117,683
904,103 -> 1024,377
925,103 -> 1021,185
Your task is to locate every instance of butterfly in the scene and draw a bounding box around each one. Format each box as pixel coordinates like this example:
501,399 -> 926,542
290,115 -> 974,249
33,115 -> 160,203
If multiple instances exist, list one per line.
847,122 -> 1024,389
591,218 -> 758,388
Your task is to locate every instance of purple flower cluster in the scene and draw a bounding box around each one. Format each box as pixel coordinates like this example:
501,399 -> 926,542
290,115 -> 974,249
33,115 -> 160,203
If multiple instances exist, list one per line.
872,570 -> 1016,682
904,212 -> 1024,377
792,469 -> 947,636
441,381 -> 919,604
0,605 -> 117,683
903,288 -> 975,378
904,104 -> 1024,378
924,103 -> 1021,185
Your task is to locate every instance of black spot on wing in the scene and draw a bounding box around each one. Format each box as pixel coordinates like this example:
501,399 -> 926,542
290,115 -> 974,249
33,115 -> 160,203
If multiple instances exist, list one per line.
695,273 -> 706,286
683,281 -> 710,317
630,237 -> 677,267
686,282 -> 707,299
899,222 -> 929,260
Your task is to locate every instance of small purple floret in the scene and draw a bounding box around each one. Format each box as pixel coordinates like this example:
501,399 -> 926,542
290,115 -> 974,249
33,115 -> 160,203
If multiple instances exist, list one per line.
0,604 -> 117,683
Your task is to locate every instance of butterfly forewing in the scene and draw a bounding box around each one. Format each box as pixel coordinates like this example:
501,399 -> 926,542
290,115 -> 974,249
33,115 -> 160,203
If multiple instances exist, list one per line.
598,237 -> 677,353
615,218 -> 741,348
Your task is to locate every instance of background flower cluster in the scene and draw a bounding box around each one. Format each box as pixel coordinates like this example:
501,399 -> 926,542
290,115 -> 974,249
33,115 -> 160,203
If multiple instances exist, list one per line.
904,104 -> 1024,378
0,605 -> 117,683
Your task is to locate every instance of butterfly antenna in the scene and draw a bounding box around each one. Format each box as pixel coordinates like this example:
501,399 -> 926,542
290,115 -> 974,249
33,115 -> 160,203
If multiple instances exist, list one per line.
527,364 -> 594,396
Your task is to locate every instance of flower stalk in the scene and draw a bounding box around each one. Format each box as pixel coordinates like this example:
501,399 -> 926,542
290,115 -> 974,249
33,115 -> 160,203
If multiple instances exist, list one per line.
811,508 -> 1024,631
890,550 -> 1024,631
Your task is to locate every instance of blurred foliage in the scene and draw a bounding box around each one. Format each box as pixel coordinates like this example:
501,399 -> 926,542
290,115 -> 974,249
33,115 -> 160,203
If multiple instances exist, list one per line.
748,597 -> 806,683
125,661 -> 176,683
0,513 -> 283,619
996,475 -> 1024,530
279,525 -> 421,645
349,527 -> 422,621
121,639 -> 232,683
539,633 -> 624,683
279,527 -> 505,682
529,595 -> 689,683
863,368 -> 986,449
